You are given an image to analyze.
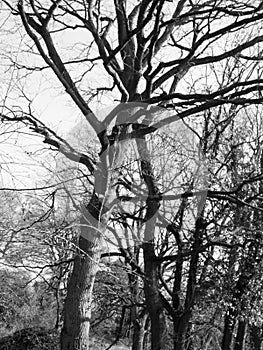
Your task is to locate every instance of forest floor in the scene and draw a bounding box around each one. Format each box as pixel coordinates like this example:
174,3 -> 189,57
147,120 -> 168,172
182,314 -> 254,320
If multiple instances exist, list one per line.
0,327 -> 130,349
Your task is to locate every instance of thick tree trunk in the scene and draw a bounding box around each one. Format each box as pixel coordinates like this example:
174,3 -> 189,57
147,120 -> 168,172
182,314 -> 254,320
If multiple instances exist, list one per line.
233,319 -> 247,350
143,235 -> 167,350
173,312 -> 191,350
60,125 -> 131,349
60,192 -> 105,350
60,232 -> 102,350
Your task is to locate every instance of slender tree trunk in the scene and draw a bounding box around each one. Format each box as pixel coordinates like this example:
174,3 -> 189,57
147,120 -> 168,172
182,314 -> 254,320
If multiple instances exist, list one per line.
202,335 -> 212,350
186,322 -> 194,350
221,308 -> 237,350
137,135 -> 166,350
249,324 -> 262,350
143,314 -> 151,350
233,319 -> 247,350
222,237 -> 258,350
202,332 -> 221,350
129,251 -> 147,350
132,314 -> 147,350
173,216 -> 204,350
132,321 -> 144,350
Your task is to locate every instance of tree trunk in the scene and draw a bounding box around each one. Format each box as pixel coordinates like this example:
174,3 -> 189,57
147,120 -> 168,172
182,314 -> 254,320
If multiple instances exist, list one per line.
173,216 -> 204,350
128,251 -> 147,350
132,314 -> 147,350
221,308 -> 237,350
60,123 -> 133,349
249,324 -> 262,350
60,232 -> 102,350
143,314 -> 151,350
233,319 -> 247,350
185,322 -> 194,350
60,192 -> 105,350
137,135 -> 166,350
143,237 -> 167,350
173,312 -> 191,350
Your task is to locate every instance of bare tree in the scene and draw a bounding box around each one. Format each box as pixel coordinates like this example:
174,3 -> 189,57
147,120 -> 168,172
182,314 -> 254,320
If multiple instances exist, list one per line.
2,1 -> 263,349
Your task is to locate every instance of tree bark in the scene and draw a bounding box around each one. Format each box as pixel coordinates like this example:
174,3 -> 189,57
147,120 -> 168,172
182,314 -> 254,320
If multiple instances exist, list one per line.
137,135 -> 166,350
60,124 -> 133,349
60,225 -> 102,350
132,313 -> 147,350
129,260 -> 147,350
249,324 -> 262,350
144,241 -> 167,350
233,319 -> 247,350
222,236 -> 259,350
173,216 -> 204,350
221,307 -> 237,350
143,204 -> 167,350
173,312 -> 191,350
60,191 -> 107,350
